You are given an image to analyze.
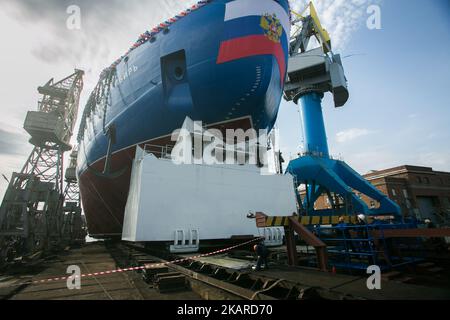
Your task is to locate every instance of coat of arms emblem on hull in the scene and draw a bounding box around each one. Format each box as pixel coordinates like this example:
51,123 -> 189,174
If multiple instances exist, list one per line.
260,13 -> 283,43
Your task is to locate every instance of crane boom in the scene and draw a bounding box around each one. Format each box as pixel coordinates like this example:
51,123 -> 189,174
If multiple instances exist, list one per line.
290,2 -> 331,55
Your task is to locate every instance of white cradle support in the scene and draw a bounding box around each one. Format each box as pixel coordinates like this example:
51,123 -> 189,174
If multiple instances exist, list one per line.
262,227 -> 284,247
170,229 -> 200,253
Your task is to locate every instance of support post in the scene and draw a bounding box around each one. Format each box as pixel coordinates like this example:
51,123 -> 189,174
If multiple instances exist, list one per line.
299,92 -> 329,157
288,217 -> 328,272
284,225 -> 298,266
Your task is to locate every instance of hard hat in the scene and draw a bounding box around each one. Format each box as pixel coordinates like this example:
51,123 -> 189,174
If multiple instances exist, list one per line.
424,219 -> 431,224
357,214 -> 366,221
253,245 -> 258,251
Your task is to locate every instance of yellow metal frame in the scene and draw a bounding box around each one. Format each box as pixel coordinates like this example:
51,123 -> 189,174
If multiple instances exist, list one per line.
290,1 -> 332,53
264,215 -> 374,227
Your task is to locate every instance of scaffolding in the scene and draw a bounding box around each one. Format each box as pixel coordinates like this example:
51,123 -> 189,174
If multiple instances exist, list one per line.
255,212 -> 450,273
61,149 -> 86,245
0,70 -> 84,264
304,222 -> 425,272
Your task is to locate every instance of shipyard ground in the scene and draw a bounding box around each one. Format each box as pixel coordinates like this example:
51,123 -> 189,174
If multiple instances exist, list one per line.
1,242 -> 449,300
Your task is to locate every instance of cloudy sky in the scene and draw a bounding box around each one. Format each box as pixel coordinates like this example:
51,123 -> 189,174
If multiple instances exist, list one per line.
0,0 -> 449,197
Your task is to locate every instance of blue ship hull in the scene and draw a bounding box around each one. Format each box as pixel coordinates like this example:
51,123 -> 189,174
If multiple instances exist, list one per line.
77,0 -> 291,237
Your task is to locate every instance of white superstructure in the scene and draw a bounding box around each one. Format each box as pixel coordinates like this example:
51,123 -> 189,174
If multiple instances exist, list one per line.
122,146 -> 298,252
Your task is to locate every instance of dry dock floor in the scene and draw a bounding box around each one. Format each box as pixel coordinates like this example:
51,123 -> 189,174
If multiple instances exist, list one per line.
1,243 -> 449,300
259,266 -> 450,300
0,243 -> 201,300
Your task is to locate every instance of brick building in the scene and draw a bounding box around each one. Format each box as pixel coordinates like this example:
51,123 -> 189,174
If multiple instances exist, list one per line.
312,165 -> 450,224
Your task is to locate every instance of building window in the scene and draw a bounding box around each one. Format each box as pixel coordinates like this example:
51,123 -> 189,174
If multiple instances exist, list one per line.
403,189 -> 408,198
417,176 -> 422,184
424,177 -> 430,184
392,189 -> 396,197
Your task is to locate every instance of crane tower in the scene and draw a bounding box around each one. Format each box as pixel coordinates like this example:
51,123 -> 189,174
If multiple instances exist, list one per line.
0,70 -> 84,264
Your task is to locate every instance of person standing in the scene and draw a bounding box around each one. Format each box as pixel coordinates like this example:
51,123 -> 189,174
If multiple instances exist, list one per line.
252,242 -> 269,271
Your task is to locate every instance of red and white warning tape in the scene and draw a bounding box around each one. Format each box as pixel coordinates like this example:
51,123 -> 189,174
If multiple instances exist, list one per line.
9,237 -> 262,287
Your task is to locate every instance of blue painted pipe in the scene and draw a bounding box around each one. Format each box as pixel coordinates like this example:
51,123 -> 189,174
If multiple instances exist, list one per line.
299,92 -> 329,158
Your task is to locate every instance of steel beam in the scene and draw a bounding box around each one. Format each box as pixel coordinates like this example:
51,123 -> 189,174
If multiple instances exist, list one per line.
284,224 -> 298,266
288,217 -> 328,272
372,228 -> 450,239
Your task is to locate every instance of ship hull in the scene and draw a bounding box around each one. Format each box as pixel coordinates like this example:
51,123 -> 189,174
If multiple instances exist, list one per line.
77,0 -> 291,238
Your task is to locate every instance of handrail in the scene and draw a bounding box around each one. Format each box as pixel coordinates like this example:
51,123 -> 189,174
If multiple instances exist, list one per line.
143,144 -> 174,159
142,143 -> 262,163
289,217 -> 326,248
371,227 -> 450,239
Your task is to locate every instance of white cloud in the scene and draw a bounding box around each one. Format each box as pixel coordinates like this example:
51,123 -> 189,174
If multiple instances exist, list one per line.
290,0 -> 379,50
336,128 -> 372,143
415,151 -> 450,171
339,147 -> 450,176
346,149 -> 400,174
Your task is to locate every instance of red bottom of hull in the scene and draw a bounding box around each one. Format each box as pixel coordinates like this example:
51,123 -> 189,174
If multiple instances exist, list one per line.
79,148 -> 135,237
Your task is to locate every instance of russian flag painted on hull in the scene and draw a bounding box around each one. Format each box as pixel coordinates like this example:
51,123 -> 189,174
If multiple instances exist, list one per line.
217,0 -> 291,85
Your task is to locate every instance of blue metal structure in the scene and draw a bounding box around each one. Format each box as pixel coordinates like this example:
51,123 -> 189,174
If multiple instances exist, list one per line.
299,92 -> 329,157
286,89 -> 401,218
284,4 -> 401,220
286,149 -> 401,218
301,222 -> 424,272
